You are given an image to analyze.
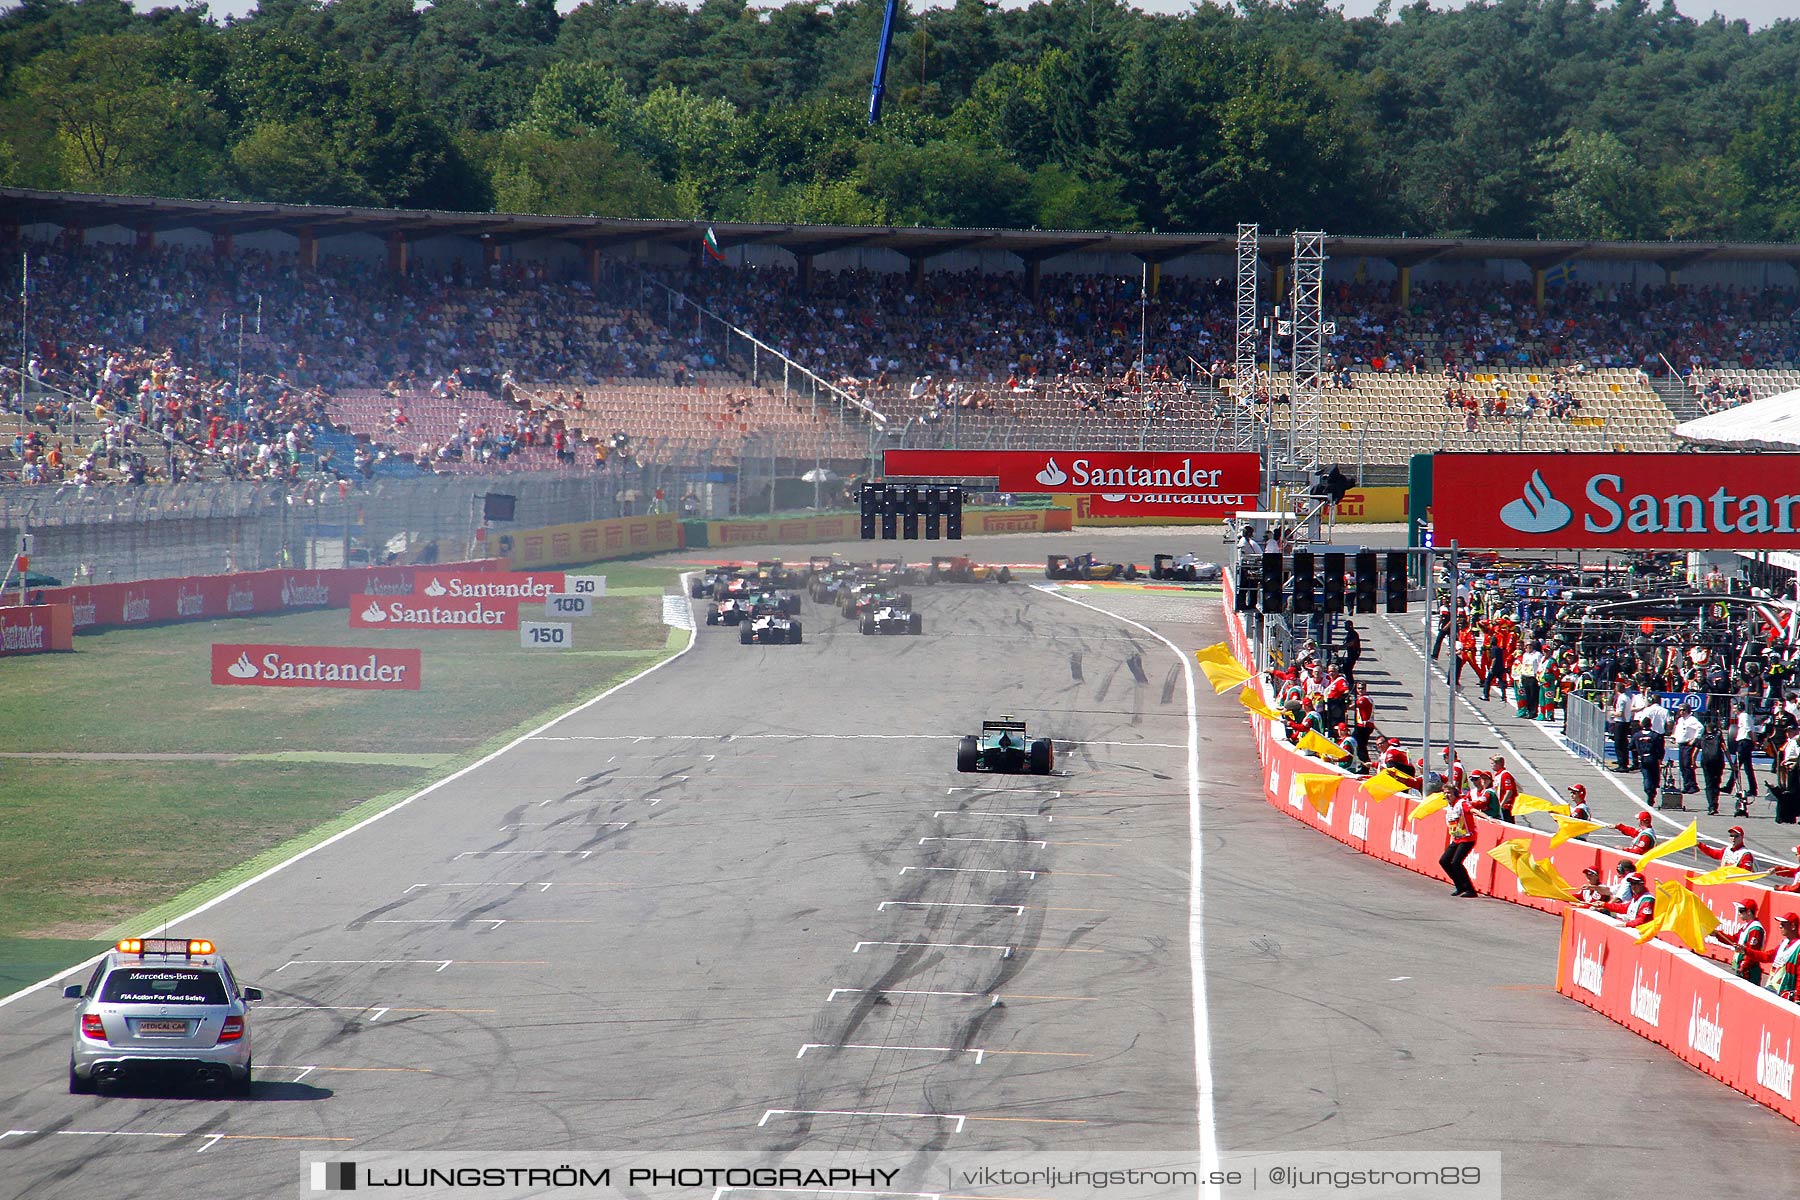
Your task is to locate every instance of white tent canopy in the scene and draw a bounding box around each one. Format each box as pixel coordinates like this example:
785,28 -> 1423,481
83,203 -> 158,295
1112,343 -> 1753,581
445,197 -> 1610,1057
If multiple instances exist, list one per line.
1674,387 -> 1800,450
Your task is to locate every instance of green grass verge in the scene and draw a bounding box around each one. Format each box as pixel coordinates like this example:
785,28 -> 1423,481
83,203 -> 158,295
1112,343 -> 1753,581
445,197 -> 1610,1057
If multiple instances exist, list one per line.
0,561 -> 688,982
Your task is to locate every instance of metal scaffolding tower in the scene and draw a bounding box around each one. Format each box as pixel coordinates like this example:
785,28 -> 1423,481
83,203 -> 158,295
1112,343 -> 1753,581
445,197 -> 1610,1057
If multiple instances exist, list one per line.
1288,230 -> 1327,475
1232,223 -> 1260,454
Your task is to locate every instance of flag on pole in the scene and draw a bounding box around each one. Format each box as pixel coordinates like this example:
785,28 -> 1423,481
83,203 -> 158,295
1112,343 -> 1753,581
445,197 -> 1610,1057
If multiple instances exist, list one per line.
1633,879 -> 1720,953
1297,730 -> 1349,760
1239,687 -> 1283,721
703,227 -> 727,262
1195,642 -> 1240,668
1294,773 -> 1343,816
1548,814 -> 1606,849
1511,794 -> 1570,818
1409,792 -> 1449,820
1363,769 -> 1412,802
1687,864 -> 1770,887
1632,819 -> 1698,870
1201,660 -> 1252,692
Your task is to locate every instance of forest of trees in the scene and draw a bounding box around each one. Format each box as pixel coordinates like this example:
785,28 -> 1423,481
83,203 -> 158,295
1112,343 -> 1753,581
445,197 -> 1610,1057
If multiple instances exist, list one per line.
1,0 -> 1797,240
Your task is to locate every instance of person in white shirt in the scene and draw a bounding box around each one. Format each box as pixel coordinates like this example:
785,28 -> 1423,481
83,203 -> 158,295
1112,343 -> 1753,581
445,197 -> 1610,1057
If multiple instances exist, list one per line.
1673,707 -> 1704,794
1728,703 -> 1760,803
1638,695 -> 1670,736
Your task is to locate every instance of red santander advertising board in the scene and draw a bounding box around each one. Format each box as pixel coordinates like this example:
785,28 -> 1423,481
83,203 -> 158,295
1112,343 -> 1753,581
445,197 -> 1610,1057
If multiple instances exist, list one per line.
212,643 -> 422,690
410,570 -> 565,601
348,595 -> 520,631
883,449 -> 1261,510
1433,452 -> 1800,549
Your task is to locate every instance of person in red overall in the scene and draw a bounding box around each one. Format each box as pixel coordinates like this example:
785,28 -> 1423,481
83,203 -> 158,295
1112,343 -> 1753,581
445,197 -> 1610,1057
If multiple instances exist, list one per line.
1439,784 -> 1483,898
1612,810 -> 1658,855
1566,783 -> 1591,823
1697,825 -> 1757,872
1764,845 -> 1800,894
1491,755 -> 1519,824
1753,913 -> 1800,1002
1710,899 -> 1768,985
1601,873 -> 1657,927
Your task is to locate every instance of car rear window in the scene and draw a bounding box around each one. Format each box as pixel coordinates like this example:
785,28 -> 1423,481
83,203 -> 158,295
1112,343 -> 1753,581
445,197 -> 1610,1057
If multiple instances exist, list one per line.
100,968 -> 229,1005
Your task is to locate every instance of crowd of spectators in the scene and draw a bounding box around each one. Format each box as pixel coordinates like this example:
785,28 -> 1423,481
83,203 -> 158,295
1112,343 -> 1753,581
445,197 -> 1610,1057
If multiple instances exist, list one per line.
6,236 -> 1800,487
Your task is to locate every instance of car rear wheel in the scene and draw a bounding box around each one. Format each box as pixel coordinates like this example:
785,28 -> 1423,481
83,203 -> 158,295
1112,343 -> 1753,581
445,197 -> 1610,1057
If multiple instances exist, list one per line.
1123,564 -> 1139,580
739,624 -> 753,644
860,618 -> 875,635
998,567 -> 1012,583
908,612 -> 923,634
232,1060 -> 253,1097
957,736 -> 979,773
788,621 -> 802,644
68,1057 -> 95,1095
1029,738 -> 1054,775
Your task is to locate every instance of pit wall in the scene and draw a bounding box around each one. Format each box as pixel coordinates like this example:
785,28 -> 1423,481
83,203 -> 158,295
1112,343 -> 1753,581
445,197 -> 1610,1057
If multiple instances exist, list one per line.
1221,570 -> 1800,1124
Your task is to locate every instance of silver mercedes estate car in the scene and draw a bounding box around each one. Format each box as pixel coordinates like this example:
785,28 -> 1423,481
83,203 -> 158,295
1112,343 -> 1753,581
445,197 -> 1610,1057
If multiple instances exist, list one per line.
65,937 -> 261,1094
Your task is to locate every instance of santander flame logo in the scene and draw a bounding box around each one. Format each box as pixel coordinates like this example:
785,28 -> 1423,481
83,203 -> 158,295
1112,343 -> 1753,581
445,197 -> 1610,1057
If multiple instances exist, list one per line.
1499,469 -> 1574,534
1035,458 -> 1069,487
361,601 -> 388,623
423,578 -> 448,597
1099,492 -> 1129,502
227,652 -> 259,680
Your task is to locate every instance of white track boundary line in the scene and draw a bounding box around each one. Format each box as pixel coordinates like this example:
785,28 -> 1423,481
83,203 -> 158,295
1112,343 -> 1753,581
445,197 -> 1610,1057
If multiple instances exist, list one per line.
0,574 -> 701,1011
1039,585 -> 1218,1180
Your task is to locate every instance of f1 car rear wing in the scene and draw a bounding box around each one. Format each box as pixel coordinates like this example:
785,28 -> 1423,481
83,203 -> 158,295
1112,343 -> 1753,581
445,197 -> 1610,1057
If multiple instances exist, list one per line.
980,719 -> 1028,734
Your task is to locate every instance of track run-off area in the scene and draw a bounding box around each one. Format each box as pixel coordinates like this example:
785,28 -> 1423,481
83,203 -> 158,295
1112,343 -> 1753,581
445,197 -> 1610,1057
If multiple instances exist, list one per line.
1,529 -> 1793,1198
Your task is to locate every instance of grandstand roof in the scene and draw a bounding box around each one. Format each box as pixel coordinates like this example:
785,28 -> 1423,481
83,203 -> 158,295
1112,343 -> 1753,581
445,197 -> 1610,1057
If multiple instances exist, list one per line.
1675,389 -> 1800,451
5,186 -> 1800,270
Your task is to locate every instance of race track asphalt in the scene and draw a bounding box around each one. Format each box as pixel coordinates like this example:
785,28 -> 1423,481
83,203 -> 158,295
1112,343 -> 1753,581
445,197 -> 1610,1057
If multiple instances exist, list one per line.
0,528 -> 1791,1199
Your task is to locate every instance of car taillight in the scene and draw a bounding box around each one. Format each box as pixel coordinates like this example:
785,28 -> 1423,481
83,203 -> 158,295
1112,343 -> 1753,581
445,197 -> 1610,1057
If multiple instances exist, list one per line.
217,1016 -> 244,1043
81,1014 -> 107,1040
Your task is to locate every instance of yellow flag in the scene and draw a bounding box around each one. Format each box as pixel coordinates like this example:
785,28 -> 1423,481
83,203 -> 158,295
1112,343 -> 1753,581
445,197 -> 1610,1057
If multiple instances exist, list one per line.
1364,769 -> 1411,803
1201,660 -> 1252,693
1409,791 -> 1449,820
1487,836 -> 1535,873
1298,730 -> 1350,761
1666,884 -> 1722,954
1633,820 -> 1698,870
1548,815 -> 1606,849
1239,687 -> 1283,721
1511,794 -> 1570,818
1294,772 -> 1343,816
1688,864 -> 1771,887
1531,858 -> 1580,903
1195,642 -> 1240,668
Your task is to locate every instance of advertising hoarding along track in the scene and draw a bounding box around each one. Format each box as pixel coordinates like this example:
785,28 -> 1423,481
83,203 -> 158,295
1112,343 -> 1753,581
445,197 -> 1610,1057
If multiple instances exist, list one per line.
883,449 -> 1261,504
348,595 -> 521,630
1433,452 -> 1800,549
210,644 -> 422,690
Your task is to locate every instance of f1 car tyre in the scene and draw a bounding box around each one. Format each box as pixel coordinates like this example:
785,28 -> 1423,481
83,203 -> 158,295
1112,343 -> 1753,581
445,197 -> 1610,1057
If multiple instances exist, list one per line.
788,621 -> 802,644
861,617 -> 875,635
956,736 -> 979,773
739,624 -> 753,644
1029,738 -> 1054,775
706,611 -> 721,626
908,612 -> 923,635
1123,564 -> 1139,581
998,567 -> 1012,583
689,580 -> 707,598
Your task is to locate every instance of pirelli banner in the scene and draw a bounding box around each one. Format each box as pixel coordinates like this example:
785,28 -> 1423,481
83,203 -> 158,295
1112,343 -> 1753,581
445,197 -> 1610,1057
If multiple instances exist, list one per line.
1432,452 -> 1800,549
489,514 -> 682,569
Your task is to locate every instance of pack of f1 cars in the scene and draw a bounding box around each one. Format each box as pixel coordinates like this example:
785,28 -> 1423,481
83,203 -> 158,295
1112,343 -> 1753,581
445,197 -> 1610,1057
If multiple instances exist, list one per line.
706,590 -> 800,625
929,555 -> 1013,583
1046,553 -> 1139,581
739,613 -> 803,644
860,604 -> 923,635
1150,554 -> 1222,582
841,585 -> 914,620
956,716 -> 1054,774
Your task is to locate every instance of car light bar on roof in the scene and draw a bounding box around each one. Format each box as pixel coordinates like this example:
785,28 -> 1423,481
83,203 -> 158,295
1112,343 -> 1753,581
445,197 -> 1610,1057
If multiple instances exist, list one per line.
116,938 -> 214,957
